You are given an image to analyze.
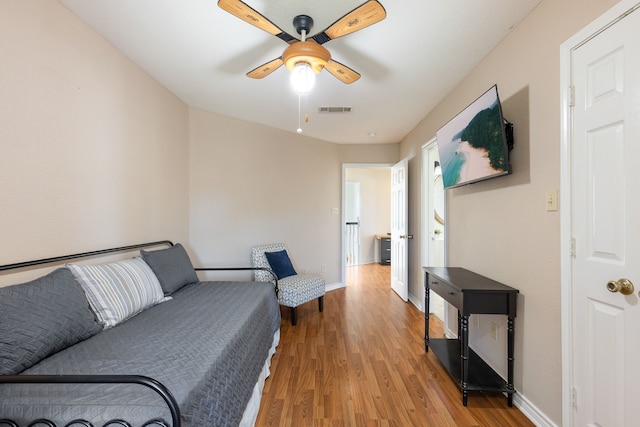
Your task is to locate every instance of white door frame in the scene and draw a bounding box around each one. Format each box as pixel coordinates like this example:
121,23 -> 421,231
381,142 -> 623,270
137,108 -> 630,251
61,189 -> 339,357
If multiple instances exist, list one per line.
422,139 -> 447,317
421,138 -> 446,267
341,163 -> 394,287
560,1 -> 640,425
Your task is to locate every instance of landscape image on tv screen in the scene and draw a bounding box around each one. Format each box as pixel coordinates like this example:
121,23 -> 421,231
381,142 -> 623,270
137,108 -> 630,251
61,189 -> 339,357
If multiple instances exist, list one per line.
436,85 -> 510,189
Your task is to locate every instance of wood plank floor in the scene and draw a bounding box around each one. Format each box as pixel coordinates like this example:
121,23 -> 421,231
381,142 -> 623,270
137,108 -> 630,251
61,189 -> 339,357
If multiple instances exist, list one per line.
256,263 -> 534,426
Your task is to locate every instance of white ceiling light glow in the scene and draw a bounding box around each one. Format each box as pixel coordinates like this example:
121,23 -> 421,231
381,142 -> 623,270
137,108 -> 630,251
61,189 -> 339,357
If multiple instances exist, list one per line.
290,62 -> 315,94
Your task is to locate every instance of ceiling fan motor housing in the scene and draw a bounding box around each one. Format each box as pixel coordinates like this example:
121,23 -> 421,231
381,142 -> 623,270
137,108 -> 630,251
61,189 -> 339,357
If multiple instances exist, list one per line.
283,41 -> 331,74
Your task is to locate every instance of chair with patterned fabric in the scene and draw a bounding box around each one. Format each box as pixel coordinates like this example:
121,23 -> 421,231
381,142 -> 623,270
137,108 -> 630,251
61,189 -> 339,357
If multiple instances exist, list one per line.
251,243 -> 325,326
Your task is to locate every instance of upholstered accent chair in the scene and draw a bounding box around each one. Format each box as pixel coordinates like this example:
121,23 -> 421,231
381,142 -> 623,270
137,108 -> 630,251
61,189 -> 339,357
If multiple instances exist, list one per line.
251,243 -> 325,326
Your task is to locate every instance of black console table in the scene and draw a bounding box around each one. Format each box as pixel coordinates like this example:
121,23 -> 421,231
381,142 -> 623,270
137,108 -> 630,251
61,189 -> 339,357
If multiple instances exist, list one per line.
423,267 -> 519,406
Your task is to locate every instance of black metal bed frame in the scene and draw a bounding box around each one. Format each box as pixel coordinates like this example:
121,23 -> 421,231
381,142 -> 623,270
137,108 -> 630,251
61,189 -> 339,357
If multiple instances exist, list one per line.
0,240 -> 279,427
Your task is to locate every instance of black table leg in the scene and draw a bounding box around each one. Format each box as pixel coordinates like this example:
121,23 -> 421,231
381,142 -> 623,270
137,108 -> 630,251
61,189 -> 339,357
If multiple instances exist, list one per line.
507,316 -> 515,407
461,314 -> 469,406
424,272 -> 430,352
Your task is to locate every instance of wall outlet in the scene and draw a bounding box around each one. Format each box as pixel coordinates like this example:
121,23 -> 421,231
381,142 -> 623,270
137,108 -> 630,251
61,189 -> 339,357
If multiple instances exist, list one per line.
490,321 -> 499,340
320,265 -> 325,273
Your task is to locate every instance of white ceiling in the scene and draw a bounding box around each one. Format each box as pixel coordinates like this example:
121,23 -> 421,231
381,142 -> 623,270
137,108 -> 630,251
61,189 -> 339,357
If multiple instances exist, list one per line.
57,0 -> 541,144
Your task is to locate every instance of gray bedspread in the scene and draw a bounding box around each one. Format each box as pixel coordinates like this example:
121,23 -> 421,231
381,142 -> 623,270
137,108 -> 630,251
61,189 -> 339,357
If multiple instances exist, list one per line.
0,280 -> 281,426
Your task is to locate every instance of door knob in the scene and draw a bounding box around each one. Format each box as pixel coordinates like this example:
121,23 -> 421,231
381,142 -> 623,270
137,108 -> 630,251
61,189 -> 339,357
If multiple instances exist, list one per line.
606,278 -> 634,295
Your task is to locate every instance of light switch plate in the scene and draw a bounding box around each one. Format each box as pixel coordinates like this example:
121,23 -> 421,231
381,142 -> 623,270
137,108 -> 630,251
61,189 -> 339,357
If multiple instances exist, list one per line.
546,189 -> 558,211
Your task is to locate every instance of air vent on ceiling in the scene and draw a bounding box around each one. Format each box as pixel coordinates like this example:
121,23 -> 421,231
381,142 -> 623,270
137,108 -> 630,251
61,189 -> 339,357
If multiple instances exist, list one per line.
318,106 -> 352,113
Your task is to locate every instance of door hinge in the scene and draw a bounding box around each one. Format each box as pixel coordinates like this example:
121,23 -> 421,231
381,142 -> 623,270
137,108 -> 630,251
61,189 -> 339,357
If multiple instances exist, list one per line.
570,237 -> 576,258
571,387 -> 578,409
568,86 -> 575,107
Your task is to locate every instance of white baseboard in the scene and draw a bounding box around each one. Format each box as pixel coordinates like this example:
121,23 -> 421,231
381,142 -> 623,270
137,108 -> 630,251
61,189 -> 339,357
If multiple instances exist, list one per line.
325,282 -> 344,292
408,293 -> 423,312
512,392 -> 558,427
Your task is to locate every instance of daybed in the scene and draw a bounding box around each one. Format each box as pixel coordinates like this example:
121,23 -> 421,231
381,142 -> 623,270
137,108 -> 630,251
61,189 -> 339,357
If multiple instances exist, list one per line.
0,241 -> 281,427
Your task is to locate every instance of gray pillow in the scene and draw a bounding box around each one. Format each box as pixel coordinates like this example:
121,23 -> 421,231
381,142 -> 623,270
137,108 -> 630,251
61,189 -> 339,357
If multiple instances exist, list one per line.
140,243 -> 199,295
0,268 -> 102,375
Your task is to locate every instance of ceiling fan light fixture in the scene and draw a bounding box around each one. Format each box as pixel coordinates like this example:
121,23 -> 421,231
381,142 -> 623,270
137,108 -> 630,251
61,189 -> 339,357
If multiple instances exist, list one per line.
290,62 -> 315,94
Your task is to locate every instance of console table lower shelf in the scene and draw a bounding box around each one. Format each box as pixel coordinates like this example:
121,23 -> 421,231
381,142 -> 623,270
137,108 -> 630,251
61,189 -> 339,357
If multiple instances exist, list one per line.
429,338 -> 510,399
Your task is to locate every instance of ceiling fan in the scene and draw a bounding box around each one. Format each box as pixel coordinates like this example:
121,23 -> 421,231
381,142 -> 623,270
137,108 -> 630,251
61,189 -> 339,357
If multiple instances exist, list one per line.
218,0 -> 386,88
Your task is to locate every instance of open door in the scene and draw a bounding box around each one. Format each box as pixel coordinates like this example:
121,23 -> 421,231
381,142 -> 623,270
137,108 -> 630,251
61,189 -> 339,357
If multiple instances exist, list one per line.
391,159 -> 409,301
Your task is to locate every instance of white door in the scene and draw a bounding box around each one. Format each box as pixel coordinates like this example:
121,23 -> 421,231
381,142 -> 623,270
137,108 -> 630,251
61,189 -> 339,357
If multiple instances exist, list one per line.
570,4 -> 640,426
391,158 -> 408,301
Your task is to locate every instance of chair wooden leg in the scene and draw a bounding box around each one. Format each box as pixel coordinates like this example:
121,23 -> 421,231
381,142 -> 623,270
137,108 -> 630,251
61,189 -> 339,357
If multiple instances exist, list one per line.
289,298 -> 322,326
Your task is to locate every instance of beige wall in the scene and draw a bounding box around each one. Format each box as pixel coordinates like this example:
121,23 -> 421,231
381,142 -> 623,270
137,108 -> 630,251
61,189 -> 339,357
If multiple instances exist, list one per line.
345,168 -> 391,264
400,0 -> 619,423
188,108 -> 398,285
0,1 -> 190,285
338,143 -> 399,164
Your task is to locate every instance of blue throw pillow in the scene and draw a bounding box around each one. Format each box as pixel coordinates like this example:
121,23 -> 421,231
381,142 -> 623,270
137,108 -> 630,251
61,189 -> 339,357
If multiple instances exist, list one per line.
265,250 -> 297,280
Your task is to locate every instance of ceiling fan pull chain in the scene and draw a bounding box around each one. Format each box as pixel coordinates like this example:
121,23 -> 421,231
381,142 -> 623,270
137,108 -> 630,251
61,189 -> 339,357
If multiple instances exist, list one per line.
305,93 -> 309,123
297,93 -> 302,134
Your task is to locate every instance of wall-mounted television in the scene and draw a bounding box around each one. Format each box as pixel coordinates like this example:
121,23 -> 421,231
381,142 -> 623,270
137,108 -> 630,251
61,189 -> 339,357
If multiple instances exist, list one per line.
435,85 -> 513,189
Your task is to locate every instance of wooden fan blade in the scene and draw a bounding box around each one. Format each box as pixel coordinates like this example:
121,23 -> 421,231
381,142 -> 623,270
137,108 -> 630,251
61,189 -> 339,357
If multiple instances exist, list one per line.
324,59 -> 361,84
218,0 -> 284,36
246,57 -> 284,79
313,1 -> 386,44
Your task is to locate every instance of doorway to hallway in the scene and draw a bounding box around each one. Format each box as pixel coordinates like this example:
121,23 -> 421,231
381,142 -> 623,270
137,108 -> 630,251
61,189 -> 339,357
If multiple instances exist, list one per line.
342,164 -> 393,287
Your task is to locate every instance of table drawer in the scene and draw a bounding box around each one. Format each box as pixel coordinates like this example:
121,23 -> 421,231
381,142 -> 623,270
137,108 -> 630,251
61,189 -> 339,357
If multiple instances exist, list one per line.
429,278 -> 460,308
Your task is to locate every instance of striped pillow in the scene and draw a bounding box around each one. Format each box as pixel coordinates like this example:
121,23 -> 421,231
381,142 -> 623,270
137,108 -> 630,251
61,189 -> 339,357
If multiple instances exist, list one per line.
67,258 -> 169,329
